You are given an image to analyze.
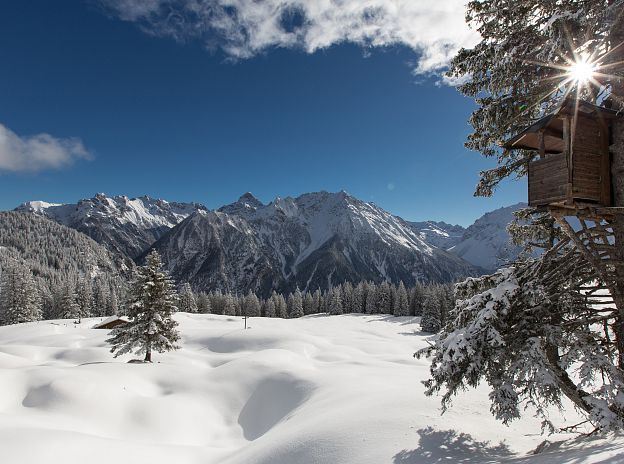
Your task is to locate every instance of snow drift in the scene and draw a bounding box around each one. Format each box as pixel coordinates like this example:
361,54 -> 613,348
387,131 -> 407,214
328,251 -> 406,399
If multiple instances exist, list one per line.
0,314 -> 621,463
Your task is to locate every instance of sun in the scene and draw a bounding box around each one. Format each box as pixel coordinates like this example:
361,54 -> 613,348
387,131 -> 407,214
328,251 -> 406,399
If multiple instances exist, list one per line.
568,56 -> 596,84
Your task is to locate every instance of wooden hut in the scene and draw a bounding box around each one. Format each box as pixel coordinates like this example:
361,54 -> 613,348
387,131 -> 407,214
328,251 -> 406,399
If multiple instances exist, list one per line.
504,99 -> 620,208
92,316 -> 130,330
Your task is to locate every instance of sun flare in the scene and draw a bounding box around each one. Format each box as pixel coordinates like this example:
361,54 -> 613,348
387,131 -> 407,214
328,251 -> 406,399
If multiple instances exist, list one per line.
568,56 -> 596,84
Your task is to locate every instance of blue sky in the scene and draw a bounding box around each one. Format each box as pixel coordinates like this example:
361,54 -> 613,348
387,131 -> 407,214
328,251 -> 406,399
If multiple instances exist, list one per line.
0,0 -> 525,226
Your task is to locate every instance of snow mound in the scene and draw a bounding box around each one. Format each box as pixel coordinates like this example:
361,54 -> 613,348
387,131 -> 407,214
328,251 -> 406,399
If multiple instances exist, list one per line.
0,314 -> 621,464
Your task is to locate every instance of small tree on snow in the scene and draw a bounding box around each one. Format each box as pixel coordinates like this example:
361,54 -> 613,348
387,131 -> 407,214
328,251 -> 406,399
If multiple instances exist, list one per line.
107,250 -> 180,363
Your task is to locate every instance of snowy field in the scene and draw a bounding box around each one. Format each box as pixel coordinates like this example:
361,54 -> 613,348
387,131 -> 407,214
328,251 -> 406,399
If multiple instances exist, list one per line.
0,313 -> 622,464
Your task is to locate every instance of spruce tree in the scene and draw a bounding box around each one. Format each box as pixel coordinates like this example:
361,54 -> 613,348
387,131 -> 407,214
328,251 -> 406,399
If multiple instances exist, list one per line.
179,283 -> 198,313
264,297 -> 276,317
60,283 -> 81,321
196,292 -> 212,314
328,287 -> 343,315
107,251 -> 180,363
420,289 -> 442,333
288,288 -> 304,318
0,261 -> 41,325
393,281 -> 410,317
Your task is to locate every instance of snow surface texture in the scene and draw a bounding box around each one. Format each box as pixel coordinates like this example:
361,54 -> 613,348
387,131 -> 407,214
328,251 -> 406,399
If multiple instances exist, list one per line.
0,314 -> 622,464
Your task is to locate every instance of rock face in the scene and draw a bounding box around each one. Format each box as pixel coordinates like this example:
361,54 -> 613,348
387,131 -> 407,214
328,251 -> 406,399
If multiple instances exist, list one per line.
145,191 -> 479,295
16,194 -> 206,259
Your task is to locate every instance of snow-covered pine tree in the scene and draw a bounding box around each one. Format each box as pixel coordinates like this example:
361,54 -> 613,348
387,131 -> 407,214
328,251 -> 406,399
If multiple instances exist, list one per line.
0,261 -> 41,325
179,282 -> 198,313
393,281 -> 410,317
288,288 -> 304,318
364,282 -> 376,314
76,277 -> 93,319
242,290 -> 260,317
107,250 -> 180,363
351,283 -> 363,314
420,289 -> 442,333
376,282 -> 392,314
328,286 -> 343,315
222,293 -> 236,316
107,288 -> 119,316
196,292 -> 211,314
93,280 -> 109,317
275,294 -> 288,319
409,284 -> 425,316
303,292 -> 315,315
263,297 -> 276,317
60,282 -> 81,321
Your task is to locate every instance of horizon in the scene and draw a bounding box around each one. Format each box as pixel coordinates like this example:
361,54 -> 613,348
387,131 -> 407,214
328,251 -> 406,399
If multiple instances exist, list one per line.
0,0 -> 526,227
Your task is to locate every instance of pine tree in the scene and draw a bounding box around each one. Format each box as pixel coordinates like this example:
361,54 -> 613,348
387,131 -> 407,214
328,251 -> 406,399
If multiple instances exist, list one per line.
376,282 -> 392,314
288,288 -> 304,318
352,283 -> 364,314
107,251 -> 180,363
60,282 -> 81,321
196,292 -> 212,314
303,292 -> 315,315
264,297 -> 276,317
240,290 -> 259,317
328,286 -> 343,315
76,277 -> 93,319
222,293 -> 236,316
179,283 -> 198,313
275,294 -> 288,318
364,282 -> 377,314
0,261 -> 41,325
312,289 -> 322,315
409,284 -> 425,316
420,289 -> 442,333
393,281 -> 409,317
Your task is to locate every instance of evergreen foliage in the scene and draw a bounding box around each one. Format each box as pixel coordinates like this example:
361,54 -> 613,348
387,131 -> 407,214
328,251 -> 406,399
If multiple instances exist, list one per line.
107,251 -> 180,362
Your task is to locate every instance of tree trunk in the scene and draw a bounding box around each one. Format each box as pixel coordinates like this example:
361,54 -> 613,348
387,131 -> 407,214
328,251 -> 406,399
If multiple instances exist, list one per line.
144,345 -> 152,362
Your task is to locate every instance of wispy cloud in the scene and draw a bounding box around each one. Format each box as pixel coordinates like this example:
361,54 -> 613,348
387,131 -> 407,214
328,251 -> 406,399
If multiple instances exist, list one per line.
99,0 -> 479,76
0,123 -> 93,173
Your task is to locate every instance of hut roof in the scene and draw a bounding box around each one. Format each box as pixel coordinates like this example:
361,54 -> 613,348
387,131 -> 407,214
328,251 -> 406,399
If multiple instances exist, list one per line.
503,99 -> 621,153
92,316 -> 130,329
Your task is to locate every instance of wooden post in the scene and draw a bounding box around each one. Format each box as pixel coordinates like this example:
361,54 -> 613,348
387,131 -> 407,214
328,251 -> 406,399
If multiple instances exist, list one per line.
537,129 -> 546,159
562,116 -> 573,204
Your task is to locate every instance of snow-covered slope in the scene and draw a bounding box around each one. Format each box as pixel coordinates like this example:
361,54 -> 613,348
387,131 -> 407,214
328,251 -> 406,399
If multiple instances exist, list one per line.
151,191 -> 478,295
448,203 -> 527,271
16,193 -> 206,259
0,314 -> 620,464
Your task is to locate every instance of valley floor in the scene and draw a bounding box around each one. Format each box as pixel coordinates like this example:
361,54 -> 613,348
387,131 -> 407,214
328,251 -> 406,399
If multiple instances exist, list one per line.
0,314 -> 622,464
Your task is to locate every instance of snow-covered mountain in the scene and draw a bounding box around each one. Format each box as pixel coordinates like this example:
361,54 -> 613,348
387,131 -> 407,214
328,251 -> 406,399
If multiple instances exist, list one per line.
408,221 -> 466,250
146,191 -> 479,295
16,193 -> 206,259
13,191 -> 526,293
448,203 -> 527,271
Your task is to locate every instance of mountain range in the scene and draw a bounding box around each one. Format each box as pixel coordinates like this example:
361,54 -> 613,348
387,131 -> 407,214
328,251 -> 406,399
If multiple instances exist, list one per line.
13,192 -> 527,296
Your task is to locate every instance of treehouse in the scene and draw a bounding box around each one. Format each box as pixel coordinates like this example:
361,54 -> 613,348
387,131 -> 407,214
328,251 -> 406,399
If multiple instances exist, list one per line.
504,99 -> 620,209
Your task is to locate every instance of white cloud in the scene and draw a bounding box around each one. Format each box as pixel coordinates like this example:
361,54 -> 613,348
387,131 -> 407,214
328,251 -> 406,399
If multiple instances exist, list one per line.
99,0 -> 480,75
0,123 -> 93,173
